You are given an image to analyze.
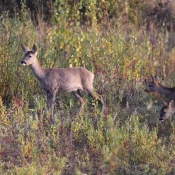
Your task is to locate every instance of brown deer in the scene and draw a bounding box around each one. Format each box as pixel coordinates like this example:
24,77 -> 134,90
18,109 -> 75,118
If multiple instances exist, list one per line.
145,76 -> 175,120
21,44 -> 104,122
159,100 -> 175,121
145,75 -> 175,100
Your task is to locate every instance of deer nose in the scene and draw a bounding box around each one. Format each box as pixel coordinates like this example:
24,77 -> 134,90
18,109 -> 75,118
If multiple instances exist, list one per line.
159,118 -> 164,121
21,61 -> 26,65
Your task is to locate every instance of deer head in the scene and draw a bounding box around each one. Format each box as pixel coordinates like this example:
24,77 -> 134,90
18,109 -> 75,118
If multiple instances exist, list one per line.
21,44 -> 38,66
159,100 -> 175,121
145,75 -> 160,93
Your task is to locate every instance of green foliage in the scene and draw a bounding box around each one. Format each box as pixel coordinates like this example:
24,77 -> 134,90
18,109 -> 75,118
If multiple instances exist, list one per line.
0,8 -> 38,105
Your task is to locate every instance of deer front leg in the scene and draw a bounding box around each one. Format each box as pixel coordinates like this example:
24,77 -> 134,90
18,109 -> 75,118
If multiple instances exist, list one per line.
73,90 -> 86,114
46,90 -> 56,122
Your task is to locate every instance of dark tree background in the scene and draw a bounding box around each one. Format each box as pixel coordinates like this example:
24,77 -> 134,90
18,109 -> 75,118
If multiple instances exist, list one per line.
0,0 -> 54,21
0,0 -> 175,35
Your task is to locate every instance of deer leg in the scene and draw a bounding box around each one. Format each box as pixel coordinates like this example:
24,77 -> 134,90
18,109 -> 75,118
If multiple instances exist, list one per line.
86,89 -> 104,108
73,90 -> 86,114
46,90 -> 56,122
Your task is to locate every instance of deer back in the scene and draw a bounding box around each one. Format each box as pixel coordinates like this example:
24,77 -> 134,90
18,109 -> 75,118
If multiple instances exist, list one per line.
42,67 -> 94,92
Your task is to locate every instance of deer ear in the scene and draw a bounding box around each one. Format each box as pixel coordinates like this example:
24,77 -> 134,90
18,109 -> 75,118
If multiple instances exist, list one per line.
169,100 -> 175,108
161,99 -> 168,106
151,75 -> 154,81
32,44 -> 37,54
153,75 -> 159,84
144,78 -> 147,84
21,44 -> 29,52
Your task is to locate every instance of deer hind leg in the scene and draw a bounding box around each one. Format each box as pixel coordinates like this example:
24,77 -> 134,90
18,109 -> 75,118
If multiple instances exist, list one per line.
73,89 -> 86,114
46,90 -> 56,122
86,88 -> 104,108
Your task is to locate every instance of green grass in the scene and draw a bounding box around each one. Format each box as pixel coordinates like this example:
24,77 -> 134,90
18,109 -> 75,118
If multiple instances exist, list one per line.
1,9 -> 175,175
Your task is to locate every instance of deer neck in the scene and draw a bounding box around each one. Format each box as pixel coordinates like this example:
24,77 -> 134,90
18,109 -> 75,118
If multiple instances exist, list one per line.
157,84 -> 171,96
30,60 -> 45,80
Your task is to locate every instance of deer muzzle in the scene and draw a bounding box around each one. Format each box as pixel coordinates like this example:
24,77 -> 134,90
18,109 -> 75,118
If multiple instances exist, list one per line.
159,118 -> 164,121
144,89 -> 149,92
21,61 -> 26,65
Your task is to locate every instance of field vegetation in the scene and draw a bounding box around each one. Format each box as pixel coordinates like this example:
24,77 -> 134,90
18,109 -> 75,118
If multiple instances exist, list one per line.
1,0 -> 175,174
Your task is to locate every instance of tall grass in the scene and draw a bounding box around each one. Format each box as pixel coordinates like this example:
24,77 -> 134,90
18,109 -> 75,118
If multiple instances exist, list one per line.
1,6 -> 175,175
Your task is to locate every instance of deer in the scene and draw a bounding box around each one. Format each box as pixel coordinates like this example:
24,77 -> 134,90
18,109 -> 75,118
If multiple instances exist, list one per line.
159,100 -> 175,121
145,75 -> 175,100
145,75 -> 175,121
21,44 -> 104,122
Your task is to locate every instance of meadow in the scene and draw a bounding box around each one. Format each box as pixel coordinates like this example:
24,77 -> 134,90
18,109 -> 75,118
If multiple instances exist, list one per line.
1,1 -> 175,174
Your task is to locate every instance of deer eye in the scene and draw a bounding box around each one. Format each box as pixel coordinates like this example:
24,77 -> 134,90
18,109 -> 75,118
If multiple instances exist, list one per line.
148,84 -> 152,87
162,110 -> 167,114
29,55 -> 32,58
